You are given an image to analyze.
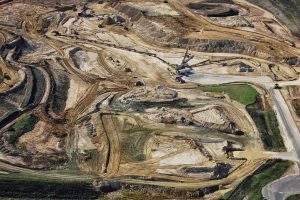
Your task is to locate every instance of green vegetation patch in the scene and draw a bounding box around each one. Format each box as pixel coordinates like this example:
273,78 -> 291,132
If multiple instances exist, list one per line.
291,99 -> 300,118
247,97 -> 286,152
0,174 -> 100,199
225,159 -> 292,200
3,114 -> 38,145
200,84 -> 258,105
287,194 -> 300,200
120,130 -> 152,162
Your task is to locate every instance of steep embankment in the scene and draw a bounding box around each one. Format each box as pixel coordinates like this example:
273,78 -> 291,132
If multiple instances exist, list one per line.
247,0 -> 300,38
113,3 -> 276,61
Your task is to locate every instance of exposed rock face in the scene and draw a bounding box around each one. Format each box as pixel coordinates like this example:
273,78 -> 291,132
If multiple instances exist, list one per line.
171,39 -> 276,61
120,86 -> 178,104
114,4 -> 143,22
113,4 -> 276,61
48,70 -> 69,118
1,36 -> 31,60
101,15 -> 125,25
284,57 -> 300,66
209,16 -> 252,28
92,180 -> 121,193
146,108 -> 193,125
114,4 -> 179,44
247,0 -> 300,38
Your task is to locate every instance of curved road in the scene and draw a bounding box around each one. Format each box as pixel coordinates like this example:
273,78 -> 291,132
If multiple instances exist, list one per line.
184,73 -> 300,200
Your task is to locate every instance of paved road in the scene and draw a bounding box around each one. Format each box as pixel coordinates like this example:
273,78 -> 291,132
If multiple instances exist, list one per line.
262,171 -> 300,200
184,73 -> 300,200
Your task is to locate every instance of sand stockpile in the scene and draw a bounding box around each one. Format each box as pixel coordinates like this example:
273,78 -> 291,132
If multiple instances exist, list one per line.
191,106 -> 235,131
146,108 -> 193,125
193,107 -> 227,125
151,142 -> 177,158
119,86 -> 178,104
159,149 -> 209,166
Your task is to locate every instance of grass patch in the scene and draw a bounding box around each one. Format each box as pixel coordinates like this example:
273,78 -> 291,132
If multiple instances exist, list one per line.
0,174 -> 101,199
120,130 -> 152,162
291,99 -> 300,118
246,97 -> 286,152
3,114 -> 38,145
200,84 -> 258,105
287,194 -> 300,200
225,160 -> 292,200
264,108 -> 285,151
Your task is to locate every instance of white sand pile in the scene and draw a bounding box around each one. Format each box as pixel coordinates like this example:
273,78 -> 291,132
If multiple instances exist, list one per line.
159,150 -> 208,166
151,143 -> 177,158
193,107 -> 226,125
120,86 -> 177,104
65,79 -> 89,110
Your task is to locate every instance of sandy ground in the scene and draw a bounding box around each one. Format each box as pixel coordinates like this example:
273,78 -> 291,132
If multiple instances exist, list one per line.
155,51 -> 208,66
193,64 -> 229,74
65,78 -> 89,110
151,143 -> 177,158
127,2 -> 180,16
72,50 -> 106,77
204,140 -> 228,159
193,107 -> 226,125
63,17 -> 76,34
75,124 -> 97,154
176,89 -> 216,101
0,153 -> 26,166
91,47 -> 173,85
156,168 -> 179,176
1,1 -> 299,197
18,121 -> 60,154
159,149 -> 208,166
235,0 -> 300,45
97,32 -> 139,49
0,58 -> 21,92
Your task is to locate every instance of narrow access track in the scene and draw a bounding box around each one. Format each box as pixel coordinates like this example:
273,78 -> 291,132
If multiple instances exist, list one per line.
101,114 -> 121,177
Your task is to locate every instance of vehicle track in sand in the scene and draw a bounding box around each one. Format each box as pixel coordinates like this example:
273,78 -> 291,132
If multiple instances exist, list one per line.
101,114 -> 121,177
